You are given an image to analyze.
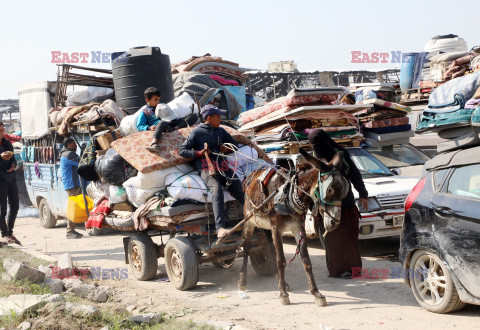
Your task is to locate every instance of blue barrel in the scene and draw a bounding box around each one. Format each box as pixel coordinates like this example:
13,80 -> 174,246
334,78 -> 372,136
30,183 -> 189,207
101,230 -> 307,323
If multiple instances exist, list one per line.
111,46 -> 174,114
400,52 -> 419,91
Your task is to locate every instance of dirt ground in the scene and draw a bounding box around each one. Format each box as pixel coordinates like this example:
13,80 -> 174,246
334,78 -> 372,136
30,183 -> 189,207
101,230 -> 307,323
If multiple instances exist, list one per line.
8,216 -> 480,330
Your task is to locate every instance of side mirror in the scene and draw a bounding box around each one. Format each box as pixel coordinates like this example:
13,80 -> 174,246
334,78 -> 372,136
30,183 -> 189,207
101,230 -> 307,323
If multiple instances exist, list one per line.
391,169 -> 400,175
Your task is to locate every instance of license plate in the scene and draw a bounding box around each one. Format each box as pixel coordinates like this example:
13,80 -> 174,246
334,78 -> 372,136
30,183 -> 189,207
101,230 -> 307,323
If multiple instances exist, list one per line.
393,215 -> 404,227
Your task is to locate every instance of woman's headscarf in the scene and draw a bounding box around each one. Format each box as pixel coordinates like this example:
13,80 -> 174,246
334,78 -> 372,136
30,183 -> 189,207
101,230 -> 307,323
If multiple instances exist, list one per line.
308,128 -> 343,161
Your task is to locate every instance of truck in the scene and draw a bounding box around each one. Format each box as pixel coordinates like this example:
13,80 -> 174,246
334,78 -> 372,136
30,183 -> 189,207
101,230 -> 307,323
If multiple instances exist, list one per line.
19,65 -> 115,232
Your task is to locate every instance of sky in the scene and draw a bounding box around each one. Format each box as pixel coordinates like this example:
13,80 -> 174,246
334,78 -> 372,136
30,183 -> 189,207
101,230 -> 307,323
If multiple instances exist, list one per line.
1,0 -> 479,99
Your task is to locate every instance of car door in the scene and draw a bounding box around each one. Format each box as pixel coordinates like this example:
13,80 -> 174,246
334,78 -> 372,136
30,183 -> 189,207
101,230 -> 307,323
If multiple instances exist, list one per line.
430,164 -> 480,298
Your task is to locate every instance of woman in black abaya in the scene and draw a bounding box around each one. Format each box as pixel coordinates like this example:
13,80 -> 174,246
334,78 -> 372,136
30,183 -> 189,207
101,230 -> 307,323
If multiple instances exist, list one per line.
308,129 -> 369,278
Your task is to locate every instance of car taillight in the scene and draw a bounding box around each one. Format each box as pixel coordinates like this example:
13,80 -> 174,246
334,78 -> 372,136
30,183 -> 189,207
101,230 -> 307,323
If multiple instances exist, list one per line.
404,177 -> 426,212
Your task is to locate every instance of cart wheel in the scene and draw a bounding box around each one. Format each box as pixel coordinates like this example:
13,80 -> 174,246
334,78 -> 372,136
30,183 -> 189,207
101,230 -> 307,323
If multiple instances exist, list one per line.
165,237 -> 199,290
250,239 -> 277,276
128,233 -> 158,281
87,227 -> 103,236
39,199 -> 57,229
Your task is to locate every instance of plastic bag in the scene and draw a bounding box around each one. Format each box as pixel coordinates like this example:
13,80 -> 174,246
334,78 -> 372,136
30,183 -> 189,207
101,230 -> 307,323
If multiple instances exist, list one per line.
123,177 -> 158,208
109,185 -> 127,204
165,92 -> 199,119
165,172 -> 235,203
95,148 -> 137,186
133,163 -> 195,190
118,107 -> 143,136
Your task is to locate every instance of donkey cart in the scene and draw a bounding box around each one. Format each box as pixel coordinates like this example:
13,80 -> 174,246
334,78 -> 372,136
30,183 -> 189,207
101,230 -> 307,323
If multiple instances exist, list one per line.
122,201 -> 277,291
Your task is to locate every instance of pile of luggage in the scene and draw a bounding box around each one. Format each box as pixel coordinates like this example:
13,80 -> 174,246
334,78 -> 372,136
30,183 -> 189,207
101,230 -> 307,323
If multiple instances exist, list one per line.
78,93 -> 267,231
238,88 -> 371,153
416,73 -> 480,153
353,86 -> 413,147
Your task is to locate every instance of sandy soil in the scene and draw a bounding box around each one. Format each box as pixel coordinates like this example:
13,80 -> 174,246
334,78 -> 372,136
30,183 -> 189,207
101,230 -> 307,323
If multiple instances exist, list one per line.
8,216 -> 480,330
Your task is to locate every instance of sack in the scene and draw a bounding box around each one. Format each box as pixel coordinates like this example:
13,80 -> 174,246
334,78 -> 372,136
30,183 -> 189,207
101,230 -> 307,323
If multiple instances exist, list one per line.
123,177 -> 159,208
165,172 -> 235,203
118,107 -> 144,136
109,185 -> 128,204
134,163 -> 195,190
78,141 -> 99,181
165,92 -> 199,119
95,148 -> 137,186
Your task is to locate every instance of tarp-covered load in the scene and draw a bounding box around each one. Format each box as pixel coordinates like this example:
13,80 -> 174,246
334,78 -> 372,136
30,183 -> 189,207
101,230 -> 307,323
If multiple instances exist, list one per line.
18,82 -> 56,139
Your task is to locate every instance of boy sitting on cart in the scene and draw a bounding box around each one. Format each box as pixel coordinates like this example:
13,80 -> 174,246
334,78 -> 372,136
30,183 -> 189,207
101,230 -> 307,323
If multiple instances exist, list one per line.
179,105 -> 245,238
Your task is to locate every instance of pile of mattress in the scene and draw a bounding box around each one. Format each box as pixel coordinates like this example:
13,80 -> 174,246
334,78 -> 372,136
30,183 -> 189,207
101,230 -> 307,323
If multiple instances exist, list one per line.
354,89 -> 413,146
171,53 -> 247,83
416,73 -> 480,153
238,88 -> 373,153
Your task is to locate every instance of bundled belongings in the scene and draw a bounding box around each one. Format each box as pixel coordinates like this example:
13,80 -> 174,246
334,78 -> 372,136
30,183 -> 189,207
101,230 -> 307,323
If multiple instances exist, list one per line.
52,99 -> 126,136
352,86 -> 412,146
238,88 -> 373,154
416,74 -> 480,153
95,148 -> 137,186
238,87 -> 349,126
171,53 -> 247,83
111,125 -> 261,173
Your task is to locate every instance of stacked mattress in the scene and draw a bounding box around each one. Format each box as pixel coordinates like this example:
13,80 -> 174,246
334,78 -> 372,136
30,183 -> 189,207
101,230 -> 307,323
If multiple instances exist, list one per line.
353,89 -> 412,146
416,73 -> 480,153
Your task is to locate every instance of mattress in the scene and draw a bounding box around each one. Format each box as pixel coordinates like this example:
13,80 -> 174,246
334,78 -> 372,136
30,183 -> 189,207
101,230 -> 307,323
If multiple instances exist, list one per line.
416,108 -> 475,133
361,116 -> 409,129
364,124 -> 411,134
238,88 -> 348,126
111,125 -> 245,174
358,99 -> 411,112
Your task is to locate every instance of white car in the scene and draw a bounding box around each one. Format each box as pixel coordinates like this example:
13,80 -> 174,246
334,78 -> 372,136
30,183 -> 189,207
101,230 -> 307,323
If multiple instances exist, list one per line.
269,147 -> 418,240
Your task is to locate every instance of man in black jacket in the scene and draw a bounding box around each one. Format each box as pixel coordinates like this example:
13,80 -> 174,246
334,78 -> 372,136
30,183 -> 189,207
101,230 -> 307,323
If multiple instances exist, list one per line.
0,122 -> 20,245
179,105 -> 245,238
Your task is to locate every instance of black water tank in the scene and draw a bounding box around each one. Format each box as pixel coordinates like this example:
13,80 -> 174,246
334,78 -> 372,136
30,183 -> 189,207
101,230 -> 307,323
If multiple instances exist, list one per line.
111,46 -> 174,114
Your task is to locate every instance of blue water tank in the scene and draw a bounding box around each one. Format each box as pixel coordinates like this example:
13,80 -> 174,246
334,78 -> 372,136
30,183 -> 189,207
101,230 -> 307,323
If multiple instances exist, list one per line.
111,46 -> 174,114
400,53 -> 419,91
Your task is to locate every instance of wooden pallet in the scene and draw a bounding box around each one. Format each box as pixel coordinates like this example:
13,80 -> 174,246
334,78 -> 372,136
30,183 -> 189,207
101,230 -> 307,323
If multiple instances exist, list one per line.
399,88 -> 431,104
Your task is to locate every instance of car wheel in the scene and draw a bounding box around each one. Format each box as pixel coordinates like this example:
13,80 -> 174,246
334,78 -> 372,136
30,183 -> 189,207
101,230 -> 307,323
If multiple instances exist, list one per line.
39,199 -> 57,228
409,249 -> 465,313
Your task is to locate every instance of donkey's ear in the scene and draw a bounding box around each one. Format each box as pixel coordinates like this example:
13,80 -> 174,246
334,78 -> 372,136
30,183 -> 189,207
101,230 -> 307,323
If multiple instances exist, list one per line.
331,151 -> 344,171
300,148 -> 330,172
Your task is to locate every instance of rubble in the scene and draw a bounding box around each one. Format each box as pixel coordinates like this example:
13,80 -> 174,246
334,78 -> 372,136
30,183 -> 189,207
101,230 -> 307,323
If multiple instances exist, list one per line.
57,253 -> 73,270
0,294 -> 63,317
127,313 -> 162,325
44,277 -> 64,294
2,258 -> 45,284
62,278 -> 110,303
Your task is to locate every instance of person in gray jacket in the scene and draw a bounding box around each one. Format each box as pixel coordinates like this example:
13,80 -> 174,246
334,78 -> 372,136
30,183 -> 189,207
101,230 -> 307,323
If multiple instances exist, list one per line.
179,105 -> 245,238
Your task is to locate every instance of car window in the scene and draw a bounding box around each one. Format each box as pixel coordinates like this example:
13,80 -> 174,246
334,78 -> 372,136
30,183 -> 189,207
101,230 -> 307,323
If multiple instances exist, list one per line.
347,148 -> 393,177
447,164 -> 480,199
433,169 -> 449,191
368,144 -> 430,168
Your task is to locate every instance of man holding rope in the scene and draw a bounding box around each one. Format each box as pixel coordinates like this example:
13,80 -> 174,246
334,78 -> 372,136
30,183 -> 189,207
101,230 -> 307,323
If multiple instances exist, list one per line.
179,105 -> 245,238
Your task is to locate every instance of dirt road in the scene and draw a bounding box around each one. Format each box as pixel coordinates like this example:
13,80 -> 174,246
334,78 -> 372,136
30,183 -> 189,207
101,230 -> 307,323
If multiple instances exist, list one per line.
9,216 -> 480,329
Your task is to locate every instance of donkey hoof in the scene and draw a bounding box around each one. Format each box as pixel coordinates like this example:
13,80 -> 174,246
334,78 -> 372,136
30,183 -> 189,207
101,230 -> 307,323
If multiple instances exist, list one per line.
280,296 -> 290,305
315,296 -> 327,307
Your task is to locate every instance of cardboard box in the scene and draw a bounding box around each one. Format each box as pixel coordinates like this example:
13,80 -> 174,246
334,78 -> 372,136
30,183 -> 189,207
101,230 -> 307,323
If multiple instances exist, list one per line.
95,130 -> 123,150
96,150 -> 107,156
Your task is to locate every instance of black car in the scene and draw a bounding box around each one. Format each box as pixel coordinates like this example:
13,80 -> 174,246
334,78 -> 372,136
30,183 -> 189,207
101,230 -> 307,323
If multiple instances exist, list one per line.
400,146 -> 480,313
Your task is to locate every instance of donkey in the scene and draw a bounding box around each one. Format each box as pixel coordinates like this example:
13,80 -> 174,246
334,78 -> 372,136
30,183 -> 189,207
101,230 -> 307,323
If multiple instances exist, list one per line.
239,148 -> 349,306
